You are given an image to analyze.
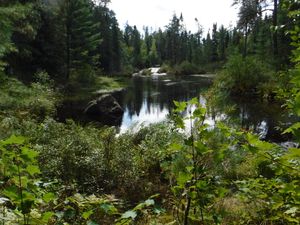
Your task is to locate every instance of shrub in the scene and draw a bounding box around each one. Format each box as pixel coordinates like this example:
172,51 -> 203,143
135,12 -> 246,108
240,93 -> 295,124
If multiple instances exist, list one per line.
158,63 -> 170,73
70,63 -> 96,86
169,61 -> 206,75
214,55 -> 274,96
0,76 -> 57,119
0,115 -> 178,199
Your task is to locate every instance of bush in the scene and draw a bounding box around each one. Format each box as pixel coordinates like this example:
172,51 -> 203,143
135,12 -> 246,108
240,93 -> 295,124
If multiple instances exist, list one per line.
70,63 -> 96,86
214,55 -> 274,96
0,115 -> 179,199
169,61 -> 206,75
0,75 -> 57,119
158,63 -> 170,73
121,64 -> 135,76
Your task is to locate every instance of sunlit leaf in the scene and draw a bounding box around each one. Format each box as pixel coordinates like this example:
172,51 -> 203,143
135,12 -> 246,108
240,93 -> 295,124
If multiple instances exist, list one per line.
43,192 -> 56,203
121,210 -> 137,220
144,199 -> 155,206
26,165 -> 41,176
1,135 -> 25,145
284,207 -> 298,215
41,211 -> 54,222
82,210 -> 94,220
100,203 -> 118,214
176,172 -> 192,187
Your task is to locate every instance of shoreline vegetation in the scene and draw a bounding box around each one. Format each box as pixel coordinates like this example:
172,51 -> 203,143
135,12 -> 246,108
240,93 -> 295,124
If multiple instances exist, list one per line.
1,0 -> 299,224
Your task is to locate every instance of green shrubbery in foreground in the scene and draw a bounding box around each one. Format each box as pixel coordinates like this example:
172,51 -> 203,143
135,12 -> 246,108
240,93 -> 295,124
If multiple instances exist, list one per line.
0,97 -> 299,224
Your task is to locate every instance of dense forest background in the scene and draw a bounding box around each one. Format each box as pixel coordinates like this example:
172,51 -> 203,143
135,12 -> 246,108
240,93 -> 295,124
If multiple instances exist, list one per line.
0,0 -> 295,83
0,0 -> 299,224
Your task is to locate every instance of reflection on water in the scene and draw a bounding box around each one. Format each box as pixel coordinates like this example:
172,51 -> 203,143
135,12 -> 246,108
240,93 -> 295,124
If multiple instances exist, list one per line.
116,75 -> 212,133
207,96 -> 295,142
116,74 -> 295,141
120,100 -> 169,133
57,74 -> 295,142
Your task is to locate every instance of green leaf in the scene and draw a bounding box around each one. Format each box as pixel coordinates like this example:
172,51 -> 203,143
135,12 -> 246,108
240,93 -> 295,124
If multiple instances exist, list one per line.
87,221 -> 99,225
21,147 -> 39,161
43,192 -> 56,203
284,207 -> 298,215
283,122 -> 300,134
121,210 -> 137,220
1,135 -> 25,145
100,203 -> 118,214
193,107 -> 206,118
283,214 -> 299,223
174,116 -> 185,129
173,101 -> 187,112
144,199 -> 155,206
3,185 -> 20,202
176,172 -> 192,187
26,165 -> 40,176
82,210 -> 94,220
188,191 -> 197,199
189,97 -> 198,105
194,141 -> 208,154
196,180 -> 208,190
169,143 -> 182,151
41,211 -> 54,222
153,206 -> 165,215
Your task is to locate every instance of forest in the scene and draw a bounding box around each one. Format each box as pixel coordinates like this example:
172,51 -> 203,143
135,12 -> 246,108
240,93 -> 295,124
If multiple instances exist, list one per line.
0,0 -> 299,224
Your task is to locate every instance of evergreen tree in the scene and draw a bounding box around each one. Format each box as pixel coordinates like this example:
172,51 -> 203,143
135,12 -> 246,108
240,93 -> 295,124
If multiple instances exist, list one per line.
211,23 -> 219,61
203,32 -> 213,64
218,25 -> 228,61
93,5 -> 121,73
165,14 -> 182,65
131,25 -> 142,68
58,0 -> 101,80
1,1 -> 41,80
0,3 -> 20,70
31,2 -> 66,80
148,39 -> 159,66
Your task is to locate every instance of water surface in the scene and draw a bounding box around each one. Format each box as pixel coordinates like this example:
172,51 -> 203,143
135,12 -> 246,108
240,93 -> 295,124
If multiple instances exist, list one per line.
116,75 -> 212,133
57,74 -> 294,142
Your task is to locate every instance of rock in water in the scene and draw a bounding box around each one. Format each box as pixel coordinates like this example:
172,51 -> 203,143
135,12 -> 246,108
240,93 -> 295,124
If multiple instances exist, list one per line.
84,94 -> 124,123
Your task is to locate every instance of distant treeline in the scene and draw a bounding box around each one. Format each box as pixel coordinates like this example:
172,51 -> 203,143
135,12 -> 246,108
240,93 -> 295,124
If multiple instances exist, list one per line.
0,0 -> 297,83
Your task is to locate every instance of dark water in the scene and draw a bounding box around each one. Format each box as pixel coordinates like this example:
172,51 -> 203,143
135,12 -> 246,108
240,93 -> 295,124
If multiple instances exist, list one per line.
115,75 -> 213,133
57,74 -> 295,142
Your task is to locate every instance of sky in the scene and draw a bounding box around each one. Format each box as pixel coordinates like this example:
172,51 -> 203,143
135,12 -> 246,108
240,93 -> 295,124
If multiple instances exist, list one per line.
109,0 -> 239,34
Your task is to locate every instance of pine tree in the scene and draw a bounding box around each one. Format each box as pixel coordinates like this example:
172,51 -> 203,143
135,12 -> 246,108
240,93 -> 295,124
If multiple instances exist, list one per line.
58,0 -> 101,80
0,1 -> 40,78
93,5 -> 121,73
131,25 -> 142,68
211,23 -> 219,61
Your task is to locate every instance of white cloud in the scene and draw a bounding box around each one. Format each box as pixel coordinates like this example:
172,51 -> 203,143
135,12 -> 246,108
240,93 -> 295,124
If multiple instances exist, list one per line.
109,0 -> 238,33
